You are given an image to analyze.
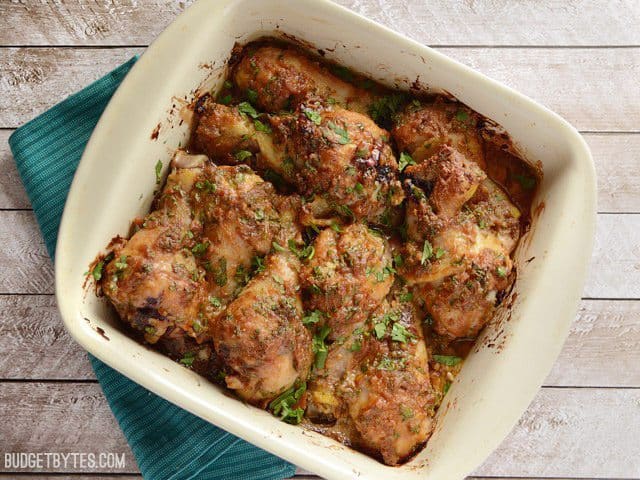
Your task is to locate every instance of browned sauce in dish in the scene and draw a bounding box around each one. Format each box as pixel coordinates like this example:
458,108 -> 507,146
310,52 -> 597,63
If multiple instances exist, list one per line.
91,39 -> 539,466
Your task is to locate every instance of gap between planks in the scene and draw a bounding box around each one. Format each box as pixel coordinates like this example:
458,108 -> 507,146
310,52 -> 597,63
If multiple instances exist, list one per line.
1,211 -> 638,298
1,0 -> 639,47
2,383 -> 640,478
2,130 -> 640,213
1,296 -> 639,388
1,47 -> 639,131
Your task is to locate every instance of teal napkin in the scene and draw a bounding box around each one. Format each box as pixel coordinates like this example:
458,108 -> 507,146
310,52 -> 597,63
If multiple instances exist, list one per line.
8,57 -> 296,480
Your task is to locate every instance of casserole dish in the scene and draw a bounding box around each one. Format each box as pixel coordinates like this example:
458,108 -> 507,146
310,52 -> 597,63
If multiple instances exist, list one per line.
55,0 -> 597,478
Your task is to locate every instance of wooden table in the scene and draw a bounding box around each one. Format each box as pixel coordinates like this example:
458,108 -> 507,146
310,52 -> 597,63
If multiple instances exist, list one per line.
1,1 -> 639,479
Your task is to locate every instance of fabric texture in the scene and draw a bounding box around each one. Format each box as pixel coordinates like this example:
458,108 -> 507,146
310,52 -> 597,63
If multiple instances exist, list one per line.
8,57 -> 296,480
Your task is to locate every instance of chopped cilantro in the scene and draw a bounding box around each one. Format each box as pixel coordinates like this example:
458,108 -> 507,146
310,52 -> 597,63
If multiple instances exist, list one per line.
400,405 -> 414,421
114,255 -> 128,271
209,296 -> 222,308
421,240 -> 433,265
399,291 -> 413,303
398,152 -> 416,172
302,310 -> 324,326
218,94 -> 232,105
91,261 -> 104,281
287,239 -> 315,260
195,179 -> 216,193
213,258 -> 227,286
496,266 -> 507,278
368,93 -> 406,127
327,121 -> 350,144
235,150 -> 253,162
254,209 -> 265,221
272,241 -> 287,252
312,325 -> 331,369
238,101 -> 259,118
391,322 -> 415,343
251,255 -> 266,274
433,354 -> 462,366
269,381 -> 306,425
455,109 -> 469,122
254,119 -> 272,133
179,351 -> 196,367
435,247 -> 446,259
329,221 -> 342,233
246,88 -> 258,104
191,241 -> 209,256
304,109 -> 322,125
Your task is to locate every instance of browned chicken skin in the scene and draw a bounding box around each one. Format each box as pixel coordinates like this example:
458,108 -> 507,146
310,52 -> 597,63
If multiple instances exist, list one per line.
233,44 -> 376,114
392,99 -> 486,168
396,143 -> 520,338
215,252 -> 312,404
192,100 -> 404,225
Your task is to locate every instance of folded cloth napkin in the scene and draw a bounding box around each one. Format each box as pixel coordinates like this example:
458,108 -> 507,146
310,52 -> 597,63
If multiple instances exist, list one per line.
8,57 -> 297,480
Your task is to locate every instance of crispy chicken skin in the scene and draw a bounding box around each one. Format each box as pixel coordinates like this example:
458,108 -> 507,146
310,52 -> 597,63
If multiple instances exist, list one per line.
191,100 -> 404,225
392,99 -> 486,169
233,44 -> 375,114
399,146 -> 520,339
214,252 -> 313,404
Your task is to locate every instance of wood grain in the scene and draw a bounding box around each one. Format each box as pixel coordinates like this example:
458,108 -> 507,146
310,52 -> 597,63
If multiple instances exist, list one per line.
2,383 -> 639,478
2,47 -> 640,132
3,132 -> 639,213
1,211 -> 638,298
1,296 -> 638,388
0,211 -> 54,295
0,383 -> 136,474
2,0 -> 640,47
0,295 -> 95,380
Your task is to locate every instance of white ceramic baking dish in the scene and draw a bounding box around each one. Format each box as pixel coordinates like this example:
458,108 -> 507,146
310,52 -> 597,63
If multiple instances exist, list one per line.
55,0 -> 597,478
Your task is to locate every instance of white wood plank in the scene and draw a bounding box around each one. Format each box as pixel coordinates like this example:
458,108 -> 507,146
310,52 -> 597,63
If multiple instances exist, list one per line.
473,388 -> 640,478
1,211 -> 637,298
0,295 -> 95,380
0,211 -> 54,295
2,132 -> 639,213
584,214 -> 640,298
2,0 -> 640,47
1,47 -> 640,132
2,383 -> 639,478
0,47 -> 142,129
586,133 -> 640,213
0,382 -> 136,473
437,47 -> 640,133
2,296 -> 638,389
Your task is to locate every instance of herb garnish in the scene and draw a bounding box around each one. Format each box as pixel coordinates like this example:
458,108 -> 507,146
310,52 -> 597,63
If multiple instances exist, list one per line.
398,152 -> 416,172
269,381 -> 306,425
432,355 -> 462,366
312,325 -> 331,369
421,240 -> 433,265
304,109 -> 322,125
